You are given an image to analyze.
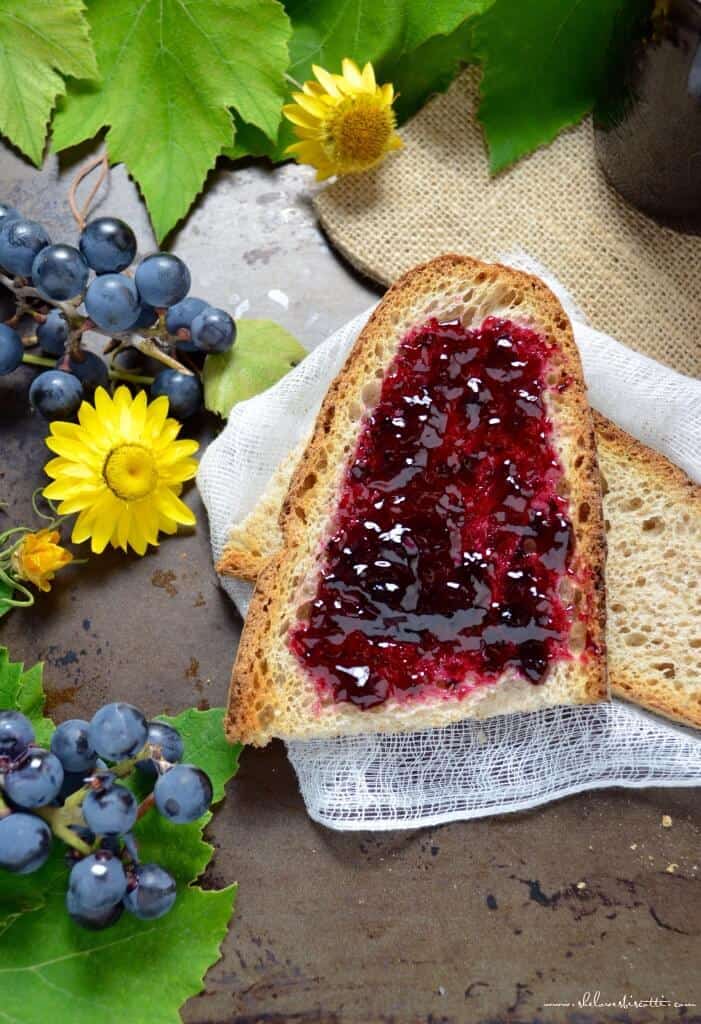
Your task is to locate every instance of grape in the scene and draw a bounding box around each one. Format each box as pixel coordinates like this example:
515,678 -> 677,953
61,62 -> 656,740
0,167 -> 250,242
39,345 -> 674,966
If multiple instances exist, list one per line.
29,370 -> 83,419
79,217 -> 137,274
165,296 -> 207,334
85,273 -> 140,332
4,749 -> 64,808
36,309 -> 70,356
0,710 -> 35,760
190,307 -> 235,353
0,812 -> 52,874
61,351 -> 109,392
50,719 -> 96,774
31,244 -> 89,301
0,324 -> 23,375
134,253 -> 190,307
67,896 -> 124,931
165,296 -> 207,351
151,369 -> 202,419
127,302 -> 158,329
0,218 -> 51,277
67,850 -> 127,913
0,203 -> 20,227
89,702 -> 148,762
83,782 -> 137,837
136,721 -> 184,778
124,863 -> 176,920
154,764 -> 213,824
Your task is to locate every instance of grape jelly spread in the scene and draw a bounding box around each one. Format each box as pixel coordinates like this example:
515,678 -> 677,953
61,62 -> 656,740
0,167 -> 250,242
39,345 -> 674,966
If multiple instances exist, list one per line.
289,316 -> 578,710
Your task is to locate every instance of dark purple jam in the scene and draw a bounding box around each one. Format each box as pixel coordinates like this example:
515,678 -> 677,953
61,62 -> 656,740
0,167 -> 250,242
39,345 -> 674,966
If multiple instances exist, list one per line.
289,317 -> 577,709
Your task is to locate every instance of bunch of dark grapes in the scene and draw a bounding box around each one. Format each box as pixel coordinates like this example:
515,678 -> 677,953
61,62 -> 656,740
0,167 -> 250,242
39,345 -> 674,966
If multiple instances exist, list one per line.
0,704 -> 213,930
0,202 -> 236,421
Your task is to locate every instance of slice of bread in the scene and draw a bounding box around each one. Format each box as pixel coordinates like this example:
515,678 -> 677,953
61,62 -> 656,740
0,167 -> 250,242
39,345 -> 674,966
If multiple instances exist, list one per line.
224,255 -> 607,746
593,414 -> 701,728
220,416 -> 701,731
222,444 -> 306,582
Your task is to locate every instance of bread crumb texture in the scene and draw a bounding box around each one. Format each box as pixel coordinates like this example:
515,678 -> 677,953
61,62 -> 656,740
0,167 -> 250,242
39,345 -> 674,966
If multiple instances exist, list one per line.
595,412 -> 701,728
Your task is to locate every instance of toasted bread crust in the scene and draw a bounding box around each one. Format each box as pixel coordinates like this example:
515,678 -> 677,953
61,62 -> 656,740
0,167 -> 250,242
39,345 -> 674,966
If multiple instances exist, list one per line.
226,256 -> 607,745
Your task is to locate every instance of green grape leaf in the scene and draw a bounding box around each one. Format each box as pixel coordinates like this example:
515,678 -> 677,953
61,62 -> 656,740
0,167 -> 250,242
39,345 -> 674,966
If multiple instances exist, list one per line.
474,0 -> 634,173
0,577 -> 15,619
203,318 -> 307,417
0,885 -> 236,1024
389,17 -> 478,124
51,0 -> 291,241
0,848 -> 65,929
0,650 -> 241,1021
0,0 -> 97,164
0,647 -> 53,746
223,113 -> 278,162
286,0 -> 489,79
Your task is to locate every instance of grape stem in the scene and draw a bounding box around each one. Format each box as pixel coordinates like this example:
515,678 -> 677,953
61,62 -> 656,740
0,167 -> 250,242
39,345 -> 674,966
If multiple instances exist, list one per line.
129,336 -> 193,375
68,154 -> 109,231
109,746 -> 150,779
136,792 -> 155,821
0,271 -> 77,319
21,351 -> 156,386
35,805 -> 93,856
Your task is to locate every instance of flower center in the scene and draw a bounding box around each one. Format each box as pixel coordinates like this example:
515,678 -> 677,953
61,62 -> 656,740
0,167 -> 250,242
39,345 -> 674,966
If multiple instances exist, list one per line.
103,444 -> 158,501
326,96 -> 394,168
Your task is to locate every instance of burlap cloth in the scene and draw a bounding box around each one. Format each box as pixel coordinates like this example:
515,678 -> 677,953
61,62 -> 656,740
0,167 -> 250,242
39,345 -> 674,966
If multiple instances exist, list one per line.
315,69 -> 701,379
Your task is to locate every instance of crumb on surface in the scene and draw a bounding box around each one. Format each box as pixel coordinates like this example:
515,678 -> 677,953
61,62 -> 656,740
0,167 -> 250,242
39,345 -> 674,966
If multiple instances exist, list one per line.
662,814 -> 673,828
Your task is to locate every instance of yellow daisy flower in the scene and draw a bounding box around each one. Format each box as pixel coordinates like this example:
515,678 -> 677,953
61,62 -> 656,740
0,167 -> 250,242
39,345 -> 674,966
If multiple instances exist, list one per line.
283,58 -> 402,181
11,529 -> 73,592
43,387 -> 199,556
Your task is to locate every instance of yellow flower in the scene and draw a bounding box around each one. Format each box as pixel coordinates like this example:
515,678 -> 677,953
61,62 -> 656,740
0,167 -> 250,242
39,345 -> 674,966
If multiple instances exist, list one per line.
283,58 -> 402,181
43,387 -> 199,556
11,529 -> 73,592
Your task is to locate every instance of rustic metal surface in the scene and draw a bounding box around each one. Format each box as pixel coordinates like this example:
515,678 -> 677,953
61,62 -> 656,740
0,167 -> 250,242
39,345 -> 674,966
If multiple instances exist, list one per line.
0,146 -> 699,1024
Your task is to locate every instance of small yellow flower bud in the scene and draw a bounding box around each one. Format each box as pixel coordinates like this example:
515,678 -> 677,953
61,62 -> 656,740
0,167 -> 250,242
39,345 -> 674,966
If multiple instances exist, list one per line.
11,529 -> 73,592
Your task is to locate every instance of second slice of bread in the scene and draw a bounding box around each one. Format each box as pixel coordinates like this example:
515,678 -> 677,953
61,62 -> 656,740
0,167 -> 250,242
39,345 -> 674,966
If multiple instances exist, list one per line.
224,256 -> 607,745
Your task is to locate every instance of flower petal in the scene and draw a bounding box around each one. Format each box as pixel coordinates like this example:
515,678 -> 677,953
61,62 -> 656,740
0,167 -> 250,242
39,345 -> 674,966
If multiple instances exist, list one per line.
292,92 -> 329,118
312,64 -> 341,97
341,58 -> 364,88
282,105 -> 321,129
361,62 -> 376,91
126,514 -> 148,556
158,459 -> 198,486
155,487 -> 196,526
145,396 -> 171,441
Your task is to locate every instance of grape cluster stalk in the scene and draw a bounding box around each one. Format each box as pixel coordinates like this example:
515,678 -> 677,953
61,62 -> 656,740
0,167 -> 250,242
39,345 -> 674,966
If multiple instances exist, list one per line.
0,201 -> 237,422
0,704 -> 213,930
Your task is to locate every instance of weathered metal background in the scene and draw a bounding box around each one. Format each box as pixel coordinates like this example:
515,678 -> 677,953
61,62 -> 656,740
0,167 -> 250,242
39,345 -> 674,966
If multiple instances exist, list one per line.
0,145 -> 699,1024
